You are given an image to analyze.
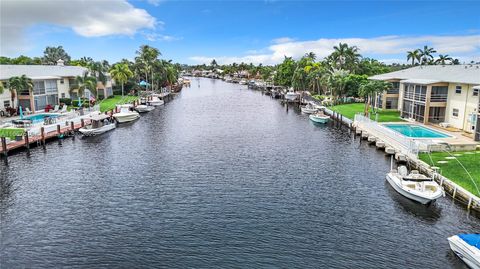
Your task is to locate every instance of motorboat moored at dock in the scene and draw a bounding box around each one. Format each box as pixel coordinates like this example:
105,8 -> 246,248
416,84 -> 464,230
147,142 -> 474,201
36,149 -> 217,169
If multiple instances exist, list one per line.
78,114 -> 116,136
448,234 -> 480,269
309,111 -> 330,124
148,96 -> 165,106
386,165 -> 444,204
113,104 -> 140,123
301,103 -> 318,114
284,90 -> 300,101
135,105 -> 155,113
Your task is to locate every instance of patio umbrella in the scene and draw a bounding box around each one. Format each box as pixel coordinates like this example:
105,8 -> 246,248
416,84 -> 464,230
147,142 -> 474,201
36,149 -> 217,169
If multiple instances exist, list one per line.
19,106 -> 23,120
138,80 -> 150,87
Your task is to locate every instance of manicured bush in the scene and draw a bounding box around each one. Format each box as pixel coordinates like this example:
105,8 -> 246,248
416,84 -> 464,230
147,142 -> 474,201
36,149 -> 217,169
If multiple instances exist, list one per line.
59,98 -> 72,105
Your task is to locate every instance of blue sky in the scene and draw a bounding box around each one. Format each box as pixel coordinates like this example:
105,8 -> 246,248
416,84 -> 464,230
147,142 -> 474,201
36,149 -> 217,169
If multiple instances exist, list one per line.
1,0 -> 479,65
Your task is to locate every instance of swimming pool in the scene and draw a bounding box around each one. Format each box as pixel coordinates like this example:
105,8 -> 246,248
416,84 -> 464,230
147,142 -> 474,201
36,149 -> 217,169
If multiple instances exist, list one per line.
24,113 -> 60,124
384,124 -> 451,138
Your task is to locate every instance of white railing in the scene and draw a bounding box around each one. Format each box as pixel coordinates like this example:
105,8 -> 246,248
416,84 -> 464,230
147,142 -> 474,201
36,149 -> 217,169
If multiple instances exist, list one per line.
354,114 -> 422,156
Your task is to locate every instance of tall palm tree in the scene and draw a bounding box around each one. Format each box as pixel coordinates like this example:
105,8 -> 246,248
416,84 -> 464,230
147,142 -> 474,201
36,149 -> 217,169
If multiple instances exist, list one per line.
435,54 -> 453,65
110,63 -> 134,96
406,49 -> 420,65
331,43 -> 360,72
70,75 -> 97,102
419,45 -> 437,65
8,75 -> 33,109
135,45 -> 161,90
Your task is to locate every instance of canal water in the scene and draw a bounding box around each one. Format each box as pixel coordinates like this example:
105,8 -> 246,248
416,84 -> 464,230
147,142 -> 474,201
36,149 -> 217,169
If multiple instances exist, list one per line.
1,78 -> 478,268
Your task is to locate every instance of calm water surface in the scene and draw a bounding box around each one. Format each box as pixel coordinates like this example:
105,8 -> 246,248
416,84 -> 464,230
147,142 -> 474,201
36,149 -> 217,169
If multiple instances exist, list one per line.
1,78 -> 479,268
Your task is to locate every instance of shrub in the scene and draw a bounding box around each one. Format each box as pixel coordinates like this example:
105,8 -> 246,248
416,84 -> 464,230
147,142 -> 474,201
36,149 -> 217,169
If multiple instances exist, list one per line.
59,98 -> 72,105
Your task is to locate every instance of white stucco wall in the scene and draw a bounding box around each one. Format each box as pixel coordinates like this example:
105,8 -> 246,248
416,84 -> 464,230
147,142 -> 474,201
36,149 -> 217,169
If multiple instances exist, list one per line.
445,83 -> 479,132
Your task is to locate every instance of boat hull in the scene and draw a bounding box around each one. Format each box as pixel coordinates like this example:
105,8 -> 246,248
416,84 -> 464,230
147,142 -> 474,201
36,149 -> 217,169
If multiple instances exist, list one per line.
386,173 -> 443,204
148,100 -> 164,106
309,114 -> 329,123
285,93 -> 299,101
301,107 -> 318,114
113,113 -> 140,123
448,235 -> 480,269
135,105 -> 155,113
79,124 -> 116,136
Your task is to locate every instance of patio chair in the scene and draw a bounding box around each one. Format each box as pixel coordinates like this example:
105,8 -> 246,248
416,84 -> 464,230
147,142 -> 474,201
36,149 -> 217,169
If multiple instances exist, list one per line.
60,105 -> 68,113
52,105 -> 60,113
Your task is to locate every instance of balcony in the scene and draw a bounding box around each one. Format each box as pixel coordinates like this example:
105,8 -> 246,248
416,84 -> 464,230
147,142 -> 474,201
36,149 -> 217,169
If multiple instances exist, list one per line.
430,94 -> 448,102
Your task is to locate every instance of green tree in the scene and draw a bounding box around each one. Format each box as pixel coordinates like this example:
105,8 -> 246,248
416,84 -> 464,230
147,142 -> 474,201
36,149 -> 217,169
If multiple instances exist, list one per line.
359,80 -> 392,116
329,43 -> 361,72
344,74 -> 369,97
70,75 -> 97,102
7,75 -> 34,109
42,46 -> 71,65
418,45 -> 437,65
435,54 -> 453,65
110,63 -> 134,96
326,68 -> 350,103
274,56 -> 297,87
406,49 -> 421,65
135,45 -> 160,90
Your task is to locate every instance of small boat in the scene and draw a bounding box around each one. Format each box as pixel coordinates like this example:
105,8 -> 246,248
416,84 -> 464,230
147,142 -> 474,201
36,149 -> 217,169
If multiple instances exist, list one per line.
386,165 -> 444,204
79,114 -> 116,136
301,103 -> 318,114
285,90 -> 300,101
113,104 -> 140,123
448,234 -> 480,269
135,104 -> 155,113
148,96 -> 164,106
309,111 -> 330,123
239,79 -> 248,85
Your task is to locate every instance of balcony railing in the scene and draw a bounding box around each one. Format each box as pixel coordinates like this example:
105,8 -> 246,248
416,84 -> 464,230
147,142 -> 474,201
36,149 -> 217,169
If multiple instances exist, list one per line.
386,89 -> 399,94
430,94 -> 448,102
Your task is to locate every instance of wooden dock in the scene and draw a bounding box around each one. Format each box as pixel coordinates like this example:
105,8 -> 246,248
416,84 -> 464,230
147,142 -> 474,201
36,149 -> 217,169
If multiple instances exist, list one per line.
1,119 -> 92,157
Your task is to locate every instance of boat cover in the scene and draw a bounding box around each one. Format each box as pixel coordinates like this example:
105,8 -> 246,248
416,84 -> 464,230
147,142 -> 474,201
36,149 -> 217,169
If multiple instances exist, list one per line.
459,234 -> 480,250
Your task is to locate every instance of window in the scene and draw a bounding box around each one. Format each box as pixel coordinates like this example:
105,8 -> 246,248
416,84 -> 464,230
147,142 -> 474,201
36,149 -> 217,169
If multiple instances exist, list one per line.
33,81 -> 45,95
60,79 -> 64,84
455,85 -> 462,94
3,100 -> 10,108
452,108 -> 459,117
45,80 -> 57,94
61,93 -> 66,98
474,89 -> 479,97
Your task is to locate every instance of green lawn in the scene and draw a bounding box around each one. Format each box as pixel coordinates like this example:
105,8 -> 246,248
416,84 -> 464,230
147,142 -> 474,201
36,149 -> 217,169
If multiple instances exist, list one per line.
330,103 -> 404,122
419,151 -> 480,197
99,95 -> 139,112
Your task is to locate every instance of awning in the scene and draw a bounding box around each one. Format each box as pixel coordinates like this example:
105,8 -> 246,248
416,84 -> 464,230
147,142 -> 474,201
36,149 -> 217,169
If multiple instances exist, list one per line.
473,85 -> 480,90
400,79 -> 442,85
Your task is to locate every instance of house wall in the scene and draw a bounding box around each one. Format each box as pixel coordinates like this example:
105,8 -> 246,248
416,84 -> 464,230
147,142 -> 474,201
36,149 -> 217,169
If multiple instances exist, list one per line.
57,78 -> 73,99
0,85 -> 13,111
445,83 -> 479,132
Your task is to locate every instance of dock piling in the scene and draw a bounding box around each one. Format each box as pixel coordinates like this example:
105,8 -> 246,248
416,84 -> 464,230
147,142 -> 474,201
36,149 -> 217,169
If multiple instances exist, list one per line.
24,132 -> 30,149
1,137 -> 7,157
41,127 -> 45,146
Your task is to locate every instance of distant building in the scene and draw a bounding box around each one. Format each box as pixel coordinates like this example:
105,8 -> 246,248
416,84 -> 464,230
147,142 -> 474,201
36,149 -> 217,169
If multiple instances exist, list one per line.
370,65 -> 480,138
0,60 -> 113,113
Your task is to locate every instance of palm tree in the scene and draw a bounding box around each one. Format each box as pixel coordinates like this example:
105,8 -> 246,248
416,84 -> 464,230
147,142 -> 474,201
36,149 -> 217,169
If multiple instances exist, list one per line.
8,75 -> 33,109
135,45 -> 161,90
359,80 -> 392,116
435,54 -> 453,65
70,75 -> 97,103
0,81 -> 4,95
331,43 -> 361,72
406,49 -> 420,65
110,63 -> 134,96
419,45 -> 437,65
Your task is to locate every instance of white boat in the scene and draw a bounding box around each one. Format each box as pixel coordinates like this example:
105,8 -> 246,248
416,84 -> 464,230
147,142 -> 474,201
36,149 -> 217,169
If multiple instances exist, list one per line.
386,165 -> 444,204
301,103 -> 318,114
135,104 -> 155,113
309,111 -> 330,123
239,79 -> 248,85
113,104 -> 140,123
448,234 -> 480,269
148,96 -> 164,106
285,91 -> 300,101
78,114 -> 116,136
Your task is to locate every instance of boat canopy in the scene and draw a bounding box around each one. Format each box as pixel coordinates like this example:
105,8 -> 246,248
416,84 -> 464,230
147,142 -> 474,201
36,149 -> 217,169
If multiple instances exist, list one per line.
90,114 -> 110,121
459,234 -> 480,250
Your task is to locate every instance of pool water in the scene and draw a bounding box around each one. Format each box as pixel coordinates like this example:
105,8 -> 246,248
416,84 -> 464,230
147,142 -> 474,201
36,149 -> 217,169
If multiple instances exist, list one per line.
384,124 -> 450,138
24,113 -> 59,124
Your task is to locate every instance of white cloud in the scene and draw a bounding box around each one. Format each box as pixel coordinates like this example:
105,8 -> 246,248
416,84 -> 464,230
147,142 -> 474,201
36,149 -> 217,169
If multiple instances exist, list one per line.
142,32 -> 182,42
189,34 -> 480,65
0,0 -> 157,55
271,37 -> 296,44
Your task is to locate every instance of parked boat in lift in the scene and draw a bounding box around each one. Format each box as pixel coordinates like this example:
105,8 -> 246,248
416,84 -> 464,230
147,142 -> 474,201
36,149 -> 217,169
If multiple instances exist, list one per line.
386,165 -> 444,204
79,114 -> 116,136
285,90 -> 300,101
301,103 -> 318,114
135,104 -> 155,113
448,234 -> 480,269
113,104 -> 140,123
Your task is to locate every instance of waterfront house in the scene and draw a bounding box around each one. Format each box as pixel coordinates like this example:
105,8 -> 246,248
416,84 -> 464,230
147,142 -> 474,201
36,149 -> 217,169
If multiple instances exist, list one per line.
370,65 -> 480,140
0,60 -> 113,114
